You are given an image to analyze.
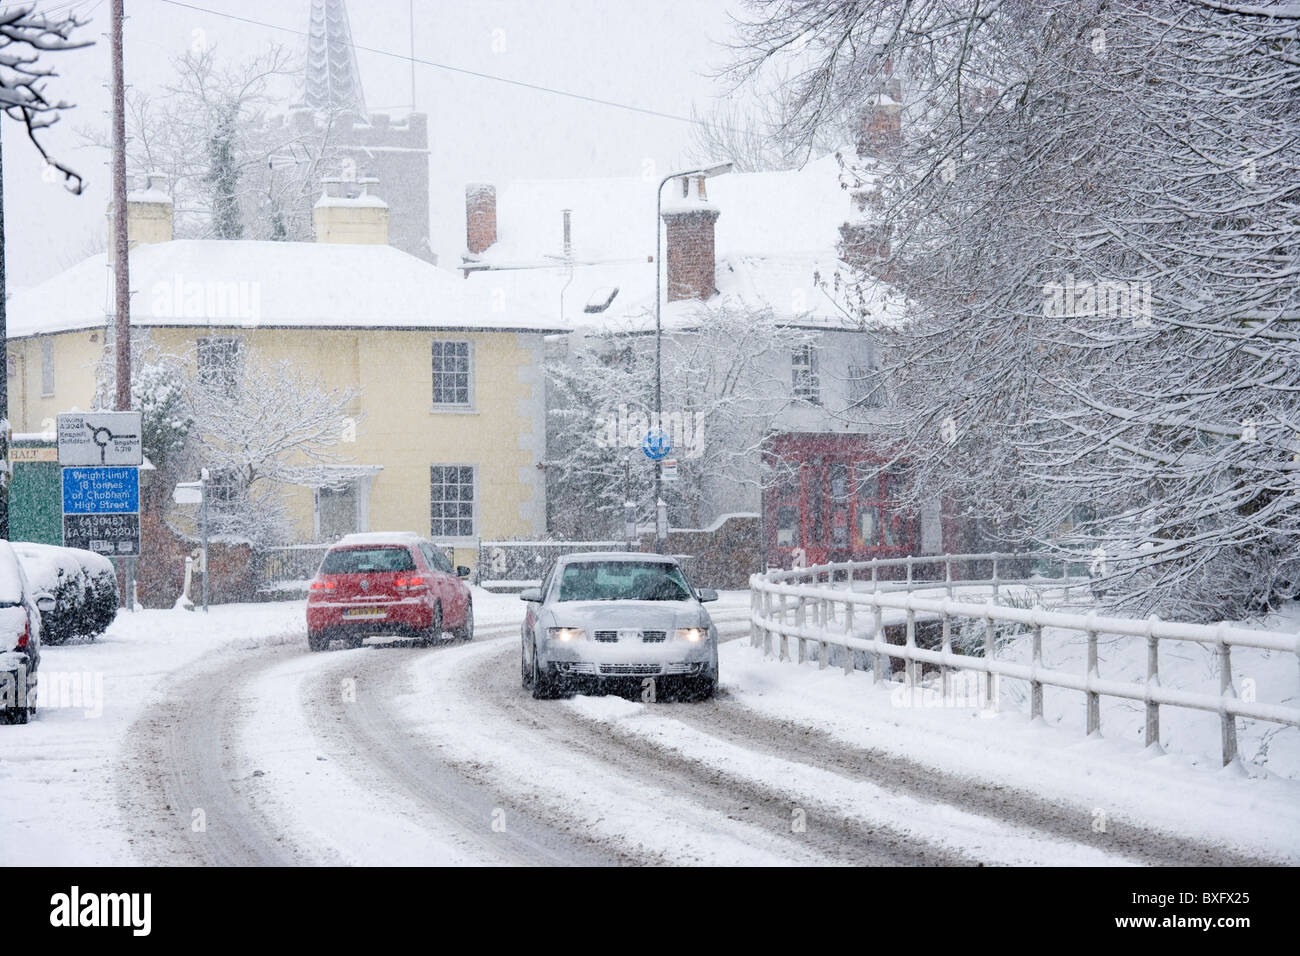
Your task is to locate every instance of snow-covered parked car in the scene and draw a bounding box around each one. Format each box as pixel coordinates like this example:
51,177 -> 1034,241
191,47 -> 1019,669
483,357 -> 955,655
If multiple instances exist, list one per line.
65,547 -> 119,635
1,540 -> 52,724
519,552 -> 719,700
12,542 -> 118,644
306,532 -> 474,650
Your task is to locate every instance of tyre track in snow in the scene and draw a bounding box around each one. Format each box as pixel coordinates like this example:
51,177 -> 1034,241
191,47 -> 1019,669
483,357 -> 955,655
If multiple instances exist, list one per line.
694,626 -> 1270,866
297,625 -> 636,866
444,636 -> 967,864
662,688 -> 1265,867
118,637 -> 312,866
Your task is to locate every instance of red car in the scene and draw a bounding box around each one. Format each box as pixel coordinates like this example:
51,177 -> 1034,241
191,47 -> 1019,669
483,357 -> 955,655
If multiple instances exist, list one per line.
306,532 -> 474,651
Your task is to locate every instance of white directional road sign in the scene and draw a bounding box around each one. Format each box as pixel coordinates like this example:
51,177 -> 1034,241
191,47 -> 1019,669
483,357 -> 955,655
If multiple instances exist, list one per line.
57,411 -> 143,467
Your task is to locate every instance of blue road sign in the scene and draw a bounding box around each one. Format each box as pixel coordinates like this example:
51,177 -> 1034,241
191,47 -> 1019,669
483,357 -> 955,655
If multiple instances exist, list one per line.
62,466 -> 140,515
642,428 -> 672,462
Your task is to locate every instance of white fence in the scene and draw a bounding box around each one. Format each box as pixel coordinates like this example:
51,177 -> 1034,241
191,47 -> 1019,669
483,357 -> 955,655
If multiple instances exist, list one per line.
749,553 -> 1300,766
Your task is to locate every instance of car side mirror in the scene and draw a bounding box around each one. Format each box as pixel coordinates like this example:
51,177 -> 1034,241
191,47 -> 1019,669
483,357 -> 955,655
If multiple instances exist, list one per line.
696,588 -> 719,602
519,588 -> 542,603
456,565 -> 472,578
36,596 -> 56,613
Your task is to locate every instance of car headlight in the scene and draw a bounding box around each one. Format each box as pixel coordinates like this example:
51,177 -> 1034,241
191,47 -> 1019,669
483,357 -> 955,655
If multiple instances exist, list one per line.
675,627 -> 707,643
548,627 -> 584,642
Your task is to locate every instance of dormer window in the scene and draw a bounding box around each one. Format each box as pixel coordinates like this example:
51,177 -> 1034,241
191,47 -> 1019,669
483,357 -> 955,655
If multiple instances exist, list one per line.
792,344 -> 821,405
583,287 -> 620,314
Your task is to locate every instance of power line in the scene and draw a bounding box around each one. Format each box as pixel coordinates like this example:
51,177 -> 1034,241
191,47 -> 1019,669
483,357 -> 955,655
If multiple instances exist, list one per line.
154,0 -> 705,127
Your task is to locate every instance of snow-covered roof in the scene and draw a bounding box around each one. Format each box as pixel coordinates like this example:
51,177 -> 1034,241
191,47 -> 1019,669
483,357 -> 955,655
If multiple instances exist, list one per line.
333,531 -> 422,547
314,191 -> 387,209
5,239 -> 565,339
463,152 -> 907,332
476,152 -> 854,267
468,252 -> 906,333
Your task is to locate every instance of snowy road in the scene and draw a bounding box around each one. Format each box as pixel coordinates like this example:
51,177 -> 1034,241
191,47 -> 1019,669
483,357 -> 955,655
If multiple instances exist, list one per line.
98,614 -> 1281,866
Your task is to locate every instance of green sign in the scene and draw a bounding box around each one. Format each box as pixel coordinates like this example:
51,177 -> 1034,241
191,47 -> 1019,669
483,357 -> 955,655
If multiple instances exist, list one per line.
11,440 -> 62,545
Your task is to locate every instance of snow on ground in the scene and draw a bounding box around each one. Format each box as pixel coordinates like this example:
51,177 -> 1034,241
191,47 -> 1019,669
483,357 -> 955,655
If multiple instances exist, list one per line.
562,695 -> 1129,865
715,637 -> 1300,862
0,600 -> 305,865
991,603 -> 1300,782
3,583 -> 1294,865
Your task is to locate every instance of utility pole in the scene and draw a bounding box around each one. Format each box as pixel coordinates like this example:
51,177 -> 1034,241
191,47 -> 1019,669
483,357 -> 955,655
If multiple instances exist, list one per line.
0,121 -> 9,541
110,0 -> 134,605
111,0 -> 130,411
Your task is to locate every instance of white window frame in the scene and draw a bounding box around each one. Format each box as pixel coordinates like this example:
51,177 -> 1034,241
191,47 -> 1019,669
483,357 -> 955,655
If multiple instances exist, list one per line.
792,344 -> 821,405
430,464 -> 477,540
431,339 -> 475,411
197,336 -> 242,396
848,363 -> 885,408
41,338 -> 55,397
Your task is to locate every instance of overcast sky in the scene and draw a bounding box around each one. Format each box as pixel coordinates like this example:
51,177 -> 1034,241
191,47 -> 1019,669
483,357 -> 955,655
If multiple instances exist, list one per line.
4,0 -> 745,288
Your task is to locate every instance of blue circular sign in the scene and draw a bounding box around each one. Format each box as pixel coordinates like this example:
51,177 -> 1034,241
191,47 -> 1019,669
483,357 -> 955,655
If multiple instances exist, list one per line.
642,428 -> 672,461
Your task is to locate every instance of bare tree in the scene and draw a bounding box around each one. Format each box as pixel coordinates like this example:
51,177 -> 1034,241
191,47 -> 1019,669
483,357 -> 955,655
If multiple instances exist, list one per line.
546,304 -> 816,536
185,351 -> 362,546
731,0 -> 1300,620
686,65 -> 856,171
0,3 -> 91,192
80,42 -> 339,240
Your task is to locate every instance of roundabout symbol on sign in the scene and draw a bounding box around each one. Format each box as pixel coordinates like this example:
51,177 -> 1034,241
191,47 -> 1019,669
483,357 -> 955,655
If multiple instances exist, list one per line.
642,428 -> 672,462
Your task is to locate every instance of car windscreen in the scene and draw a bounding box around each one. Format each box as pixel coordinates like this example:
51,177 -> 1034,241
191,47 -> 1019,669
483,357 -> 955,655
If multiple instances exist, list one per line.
557,561 -> 692,602
320,547 -> 416,574
0,542 -> 24,606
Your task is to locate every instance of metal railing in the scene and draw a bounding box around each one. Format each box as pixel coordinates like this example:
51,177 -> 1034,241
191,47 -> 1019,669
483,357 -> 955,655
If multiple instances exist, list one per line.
253,544 -> 331,595
475,539 -> 625,589
749,552 -> 1300,766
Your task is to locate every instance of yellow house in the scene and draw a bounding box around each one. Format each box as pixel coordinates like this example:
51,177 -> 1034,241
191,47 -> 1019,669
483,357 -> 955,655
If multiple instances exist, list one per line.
4,177 -> 560,570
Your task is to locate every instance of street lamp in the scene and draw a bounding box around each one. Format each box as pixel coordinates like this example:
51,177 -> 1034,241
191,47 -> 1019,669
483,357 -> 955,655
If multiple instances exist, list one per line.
654,161 -> 732,553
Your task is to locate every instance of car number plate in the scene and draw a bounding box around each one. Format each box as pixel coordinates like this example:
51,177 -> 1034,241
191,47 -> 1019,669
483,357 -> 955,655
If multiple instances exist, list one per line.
343,607 -> 387,619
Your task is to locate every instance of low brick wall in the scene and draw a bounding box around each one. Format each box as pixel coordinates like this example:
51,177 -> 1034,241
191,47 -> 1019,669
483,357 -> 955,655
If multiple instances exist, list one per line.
639,514 -> 760,590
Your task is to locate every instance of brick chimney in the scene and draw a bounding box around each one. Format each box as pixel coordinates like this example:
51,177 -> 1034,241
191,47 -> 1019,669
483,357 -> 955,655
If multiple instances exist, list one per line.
313,175 -> 390,245
856,59 -> 903,159
661,175 -> 720,302
466,183 -> 497,254
108,172 -> 173,262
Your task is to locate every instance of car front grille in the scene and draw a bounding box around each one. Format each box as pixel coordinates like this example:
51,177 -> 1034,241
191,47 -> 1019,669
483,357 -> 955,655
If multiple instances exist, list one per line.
593,630 -> 618,642
641,630 -> 667,643
598,663 -> 663,676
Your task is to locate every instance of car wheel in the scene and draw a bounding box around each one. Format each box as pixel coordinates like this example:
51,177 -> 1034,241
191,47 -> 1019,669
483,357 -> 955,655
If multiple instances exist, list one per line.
418,602 -> 443,647
531,639 -> 559,700
454,602 -> 474,641
689,676 -> 717,701
521,638 -> 531,688
308,631 -> 329,652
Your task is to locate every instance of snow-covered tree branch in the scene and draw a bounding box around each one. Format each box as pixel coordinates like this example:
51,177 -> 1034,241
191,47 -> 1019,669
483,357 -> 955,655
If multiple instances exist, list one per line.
733,0 -> 1300,619
0,3 -> 91,192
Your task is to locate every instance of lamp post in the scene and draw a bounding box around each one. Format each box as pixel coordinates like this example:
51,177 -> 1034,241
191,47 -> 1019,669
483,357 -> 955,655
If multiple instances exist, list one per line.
653,161 -> 731,553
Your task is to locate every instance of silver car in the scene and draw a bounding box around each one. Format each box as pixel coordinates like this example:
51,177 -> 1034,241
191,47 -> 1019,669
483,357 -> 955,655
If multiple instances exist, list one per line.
519,552 -> 719,700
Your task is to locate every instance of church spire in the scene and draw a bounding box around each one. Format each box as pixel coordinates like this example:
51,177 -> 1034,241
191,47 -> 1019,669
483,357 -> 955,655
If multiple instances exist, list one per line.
301,0 -> 367,119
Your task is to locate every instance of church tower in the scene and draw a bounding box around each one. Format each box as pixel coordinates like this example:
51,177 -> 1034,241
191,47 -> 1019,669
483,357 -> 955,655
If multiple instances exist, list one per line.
300,0 -> 368,118
294,0 -> 433,262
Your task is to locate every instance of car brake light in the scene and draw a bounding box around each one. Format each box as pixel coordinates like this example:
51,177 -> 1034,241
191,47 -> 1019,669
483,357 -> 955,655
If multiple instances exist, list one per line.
310,580 -> 337,591
396,576 -> 427,590
17,616 -> 30,649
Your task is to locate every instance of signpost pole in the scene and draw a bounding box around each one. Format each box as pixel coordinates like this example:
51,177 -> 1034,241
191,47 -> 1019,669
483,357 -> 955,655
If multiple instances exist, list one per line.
200,469 -> 209,613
